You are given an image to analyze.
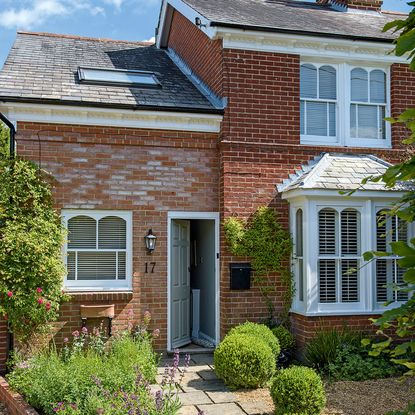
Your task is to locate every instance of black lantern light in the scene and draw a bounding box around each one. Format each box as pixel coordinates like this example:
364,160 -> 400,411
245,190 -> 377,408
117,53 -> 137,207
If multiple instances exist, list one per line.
144,229 -> 157,253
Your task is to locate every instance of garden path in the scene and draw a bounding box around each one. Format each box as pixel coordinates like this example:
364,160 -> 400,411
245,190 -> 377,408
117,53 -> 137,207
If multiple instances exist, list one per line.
157,353 -> 273,415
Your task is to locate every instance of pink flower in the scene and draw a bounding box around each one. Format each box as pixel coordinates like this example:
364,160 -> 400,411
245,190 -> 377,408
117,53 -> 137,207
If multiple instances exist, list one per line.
7,291 -> 13,298
81,326 -> 88,334
45,302 -> 51,311
36,287 -> 42,293
72,330 -> 80,337
152,329 -> 160,338
37,298 -> 44,305
143,310 -> 151,325
63,337 -> 69,343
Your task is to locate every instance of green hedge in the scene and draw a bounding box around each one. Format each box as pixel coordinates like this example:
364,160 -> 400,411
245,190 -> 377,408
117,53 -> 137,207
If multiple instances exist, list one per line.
271,326 -> 295,350
214,333 -> 275,389
270,366 -> 326,415
228,322 -> 281,358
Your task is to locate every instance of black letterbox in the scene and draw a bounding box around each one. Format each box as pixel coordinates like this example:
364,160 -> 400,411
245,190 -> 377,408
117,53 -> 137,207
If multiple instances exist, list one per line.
230,263 -> 251,290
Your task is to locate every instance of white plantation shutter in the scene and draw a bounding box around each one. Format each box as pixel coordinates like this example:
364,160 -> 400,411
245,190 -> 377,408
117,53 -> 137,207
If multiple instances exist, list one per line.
66,214 -> 128,283
301,64 -> 336,138
375,211 -> 408,303
370,70 -> 386,103
68,216 -> 96,248
319,208 -> 337,255
295,209 -> 304,302
351,68 -> 368,102
318,208 -> 360,304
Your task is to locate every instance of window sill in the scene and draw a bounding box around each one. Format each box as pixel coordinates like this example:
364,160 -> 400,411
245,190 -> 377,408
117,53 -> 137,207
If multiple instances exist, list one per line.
300,137 -> 392,149
64,290 -> 133,302
291,309 -> 382,317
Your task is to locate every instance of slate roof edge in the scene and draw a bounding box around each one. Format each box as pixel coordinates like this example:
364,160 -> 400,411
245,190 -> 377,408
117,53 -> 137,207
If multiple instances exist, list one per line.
209,21 -> 395,43
0,96 -> 225,115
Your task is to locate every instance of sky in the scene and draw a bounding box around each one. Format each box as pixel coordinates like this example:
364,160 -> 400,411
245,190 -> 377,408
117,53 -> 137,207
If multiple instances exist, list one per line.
0,0 -> 413,68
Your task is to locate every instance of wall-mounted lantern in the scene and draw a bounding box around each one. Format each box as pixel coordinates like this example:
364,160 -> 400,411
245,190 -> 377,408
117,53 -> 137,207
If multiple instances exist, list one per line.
144,229 -> 157,253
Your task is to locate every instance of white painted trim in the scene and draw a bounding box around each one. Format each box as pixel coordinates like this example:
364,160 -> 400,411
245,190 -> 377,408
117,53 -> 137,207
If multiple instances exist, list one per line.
0,102 -> 223,133
199,331 -> 216,345
282,189 -> 406,201
167,211 -> 220,352
61,210 -> 133,291
216,28 -> 407,64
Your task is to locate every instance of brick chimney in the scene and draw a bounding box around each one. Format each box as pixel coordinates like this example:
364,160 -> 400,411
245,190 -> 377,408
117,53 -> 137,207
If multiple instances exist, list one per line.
317,0 -> 383,11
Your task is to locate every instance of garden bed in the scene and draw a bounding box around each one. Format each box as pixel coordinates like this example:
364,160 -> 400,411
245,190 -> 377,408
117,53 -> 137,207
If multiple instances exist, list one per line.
235,377 -> 415,415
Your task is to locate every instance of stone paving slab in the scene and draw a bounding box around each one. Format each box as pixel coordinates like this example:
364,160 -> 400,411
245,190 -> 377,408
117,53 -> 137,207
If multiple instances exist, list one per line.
191,354 -> 214,365
198,403 -> 246,415
198,370 -> 218,380
178,391 -> 212,406
237,400 -> 272,415
181,379 -> 228,393
177,406 -> 200,415
184,364 -> 212,373
206,391 -> 238,404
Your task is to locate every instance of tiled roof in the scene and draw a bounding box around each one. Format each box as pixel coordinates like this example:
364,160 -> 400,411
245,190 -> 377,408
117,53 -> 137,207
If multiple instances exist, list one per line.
183,0 -> 403,41
0,32 -> 221,113
277,153 -> 409,193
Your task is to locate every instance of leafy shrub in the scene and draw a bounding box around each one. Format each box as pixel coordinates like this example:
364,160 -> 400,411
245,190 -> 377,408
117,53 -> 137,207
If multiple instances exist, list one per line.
7,313 -> 180,415
304,329 -> 360,371
228,322 -> 281,358
214,333 -> 276,389
272,326 -> 295,351
270,366 -> 326,415
328,343 -> 403,381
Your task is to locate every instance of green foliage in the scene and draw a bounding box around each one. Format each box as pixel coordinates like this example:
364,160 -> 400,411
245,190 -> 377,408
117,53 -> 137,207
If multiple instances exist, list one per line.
272,326 -> 295,351
224,207 -> 293,320
7,330 -> 160,415
383,2 -> 415,70
228,322 -> 281,358
214,332 -> 276,389
0,121 -> 9,159
270,366 -> 326,415
0,158 -> 66,341
328,343 -> 403,381
304,329 -> 360,371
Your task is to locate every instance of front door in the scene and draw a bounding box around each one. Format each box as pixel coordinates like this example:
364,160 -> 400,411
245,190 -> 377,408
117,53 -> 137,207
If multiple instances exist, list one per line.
171,220 -> 191,349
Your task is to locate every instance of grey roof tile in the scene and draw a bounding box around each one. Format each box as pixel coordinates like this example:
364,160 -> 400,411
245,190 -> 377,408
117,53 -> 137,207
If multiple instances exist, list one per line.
277,153 -> 412,193
0,32 -> 220,113
184,0 -> 403,41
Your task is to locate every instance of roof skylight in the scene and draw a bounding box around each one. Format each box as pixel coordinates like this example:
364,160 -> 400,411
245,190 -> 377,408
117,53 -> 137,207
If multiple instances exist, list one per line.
78,67 -> 160,88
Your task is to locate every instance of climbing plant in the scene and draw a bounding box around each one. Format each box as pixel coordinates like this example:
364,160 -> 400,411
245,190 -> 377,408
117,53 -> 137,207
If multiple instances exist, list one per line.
224,207 -> 293,322
0,157 -> 67,343
0,121 -> 9,159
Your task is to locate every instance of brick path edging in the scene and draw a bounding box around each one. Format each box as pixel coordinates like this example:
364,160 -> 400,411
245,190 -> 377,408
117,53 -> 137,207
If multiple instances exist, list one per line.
0,376 -> 38,415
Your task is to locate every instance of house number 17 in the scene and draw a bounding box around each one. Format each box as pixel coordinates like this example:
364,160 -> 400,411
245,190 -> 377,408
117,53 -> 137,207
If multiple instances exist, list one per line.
145,262 -> 156,274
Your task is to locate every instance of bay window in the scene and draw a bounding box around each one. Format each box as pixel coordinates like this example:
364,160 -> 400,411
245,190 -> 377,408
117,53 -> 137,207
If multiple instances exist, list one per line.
62,210 -> 132,291
300,62 -> 390,148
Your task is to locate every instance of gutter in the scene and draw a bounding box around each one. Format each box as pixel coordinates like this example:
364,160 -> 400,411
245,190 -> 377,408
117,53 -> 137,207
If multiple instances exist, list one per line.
209,21 -> 394,44
0,96 -> 225,116
0,112 -> 15,159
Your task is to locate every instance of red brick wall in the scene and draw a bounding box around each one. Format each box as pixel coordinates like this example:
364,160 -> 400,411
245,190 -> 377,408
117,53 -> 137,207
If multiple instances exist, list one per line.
167,10 -> 223,96
16,122 -> 220,350
0,376 -> 39,415
391,63 -> 415,148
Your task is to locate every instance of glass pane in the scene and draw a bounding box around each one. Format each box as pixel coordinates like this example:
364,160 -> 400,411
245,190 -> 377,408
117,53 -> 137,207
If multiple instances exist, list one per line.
118,252 -> 126,280
298,258 -> 304,302
300,64 -> 317,99
395,263 -> 408,302
351,68 -> 368,102
341,209 -> 360,255
67,252 -> 76,280
376,259 -> 389,302
68,216 -> 96,249
329,102 -> 336,137
98,216 -> 126,249
77,252 -> 117,280
306,101 -> 327,136
357,104 -> 378,139
341,259 -> 359,302
370,70 -> 386,103
319,208 -> 337,255
81,68 -> 157,86
319,65 -> 336,100
319,259 -> 337,303
296,209 -> 303,256
379,106 -> 386,139
300,101 -> 305,135
350,104 -> 357,138
376,211 -> 387,251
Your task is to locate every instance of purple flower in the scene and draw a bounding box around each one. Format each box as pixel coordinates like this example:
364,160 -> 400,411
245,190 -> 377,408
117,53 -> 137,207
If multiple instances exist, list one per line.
81,326 -> 88,334
72,330 -> 80,337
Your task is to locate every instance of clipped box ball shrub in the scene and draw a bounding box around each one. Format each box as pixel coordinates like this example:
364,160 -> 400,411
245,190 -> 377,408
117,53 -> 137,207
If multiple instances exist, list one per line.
272,326 -> 295,351
270,366 -> 326,415
214,333 -> 276,389
228,322 -> 281,358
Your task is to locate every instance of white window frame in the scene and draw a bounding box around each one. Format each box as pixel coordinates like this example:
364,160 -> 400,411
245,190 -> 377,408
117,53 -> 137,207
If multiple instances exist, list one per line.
62,210 -> 133,291
300,59 -> 391,149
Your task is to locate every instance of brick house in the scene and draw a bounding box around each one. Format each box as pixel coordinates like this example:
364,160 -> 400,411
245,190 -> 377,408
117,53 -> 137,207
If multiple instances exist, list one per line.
0,0 -> 413,370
